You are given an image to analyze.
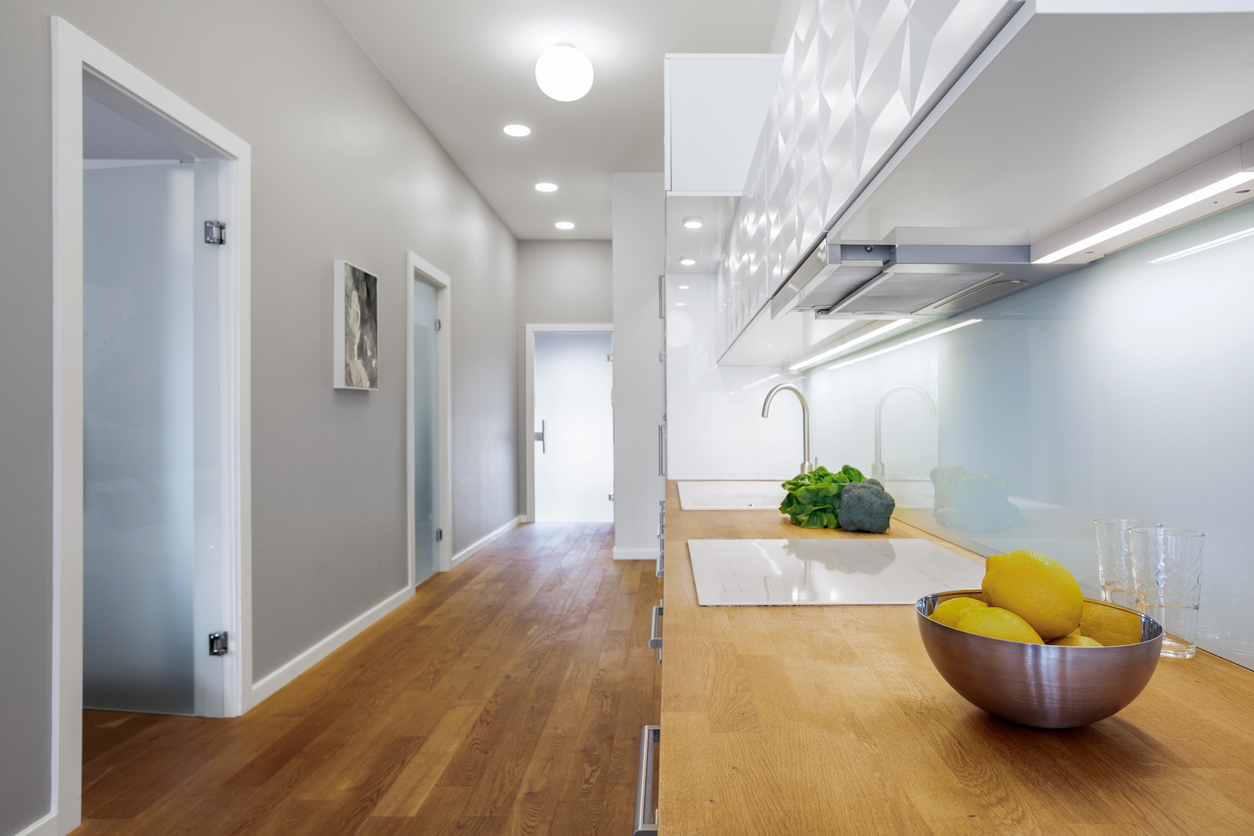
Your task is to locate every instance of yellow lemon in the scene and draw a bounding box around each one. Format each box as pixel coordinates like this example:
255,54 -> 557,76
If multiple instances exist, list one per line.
955,607 -> 1044,644
1048,635 -> 1103,647
1078,602 -> 1143,647
930,597 -> 987,628
981,550 -> 1082,640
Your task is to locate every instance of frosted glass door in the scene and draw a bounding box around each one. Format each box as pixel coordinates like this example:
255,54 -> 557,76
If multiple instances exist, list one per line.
83,161 -> 220,715
413,279 -> 438,585
535,332 -> 614,521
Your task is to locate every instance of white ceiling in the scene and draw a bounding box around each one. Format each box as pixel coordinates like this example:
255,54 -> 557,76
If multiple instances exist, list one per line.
324,0 -> 785,240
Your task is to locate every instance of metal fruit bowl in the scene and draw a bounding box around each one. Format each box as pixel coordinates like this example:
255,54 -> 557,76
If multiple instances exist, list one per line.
916,590 -> 1164,729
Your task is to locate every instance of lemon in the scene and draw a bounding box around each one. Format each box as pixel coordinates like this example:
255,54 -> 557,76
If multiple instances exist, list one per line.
955,606 -> 1044,644
1078,602 -> 1143,647
931,597 -> 987,628
1048,635 -> 1103,647
981,550 -> 1083,640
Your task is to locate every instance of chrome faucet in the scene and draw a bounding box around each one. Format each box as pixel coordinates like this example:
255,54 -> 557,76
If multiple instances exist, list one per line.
762,383 -> 811,474
872,384 -> 937,481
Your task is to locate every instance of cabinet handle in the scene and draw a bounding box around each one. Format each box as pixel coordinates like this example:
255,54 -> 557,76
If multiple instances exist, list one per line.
656,545 -> 664,579
649,600 -> 663,664
634,725 -> 661,835
657,425 -> 665,476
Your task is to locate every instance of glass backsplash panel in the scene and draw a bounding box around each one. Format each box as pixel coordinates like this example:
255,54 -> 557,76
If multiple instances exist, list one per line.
806,199 -> 1254,670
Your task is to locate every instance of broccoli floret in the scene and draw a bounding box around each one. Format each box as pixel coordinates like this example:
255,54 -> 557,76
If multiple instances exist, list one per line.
837,481 -> 896,533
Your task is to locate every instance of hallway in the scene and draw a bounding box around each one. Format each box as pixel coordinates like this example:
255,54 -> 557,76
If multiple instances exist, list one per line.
75,522 -> 661,836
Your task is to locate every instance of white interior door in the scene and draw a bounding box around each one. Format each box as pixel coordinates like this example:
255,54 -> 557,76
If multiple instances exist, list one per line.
534,331 -> 614,522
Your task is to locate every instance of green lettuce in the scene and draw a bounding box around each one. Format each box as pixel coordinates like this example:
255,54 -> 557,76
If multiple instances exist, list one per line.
779,465 -> 866,529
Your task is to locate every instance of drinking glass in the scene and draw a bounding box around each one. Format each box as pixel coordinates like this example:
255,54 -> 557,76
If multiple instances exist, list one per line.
1094,519 -> 1161,609
1130,526 -> 1204,659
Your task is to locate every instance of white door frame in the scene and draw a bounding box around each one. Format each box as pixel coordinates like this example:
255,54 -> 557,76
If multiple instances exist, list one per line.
51,17 -> 252,835
523,323 -> 613,523
406,251 -> 453,582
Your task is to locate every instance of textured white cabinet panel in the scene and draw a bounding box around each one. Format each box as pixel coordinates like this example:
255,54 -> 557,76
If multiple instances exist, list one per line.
718,0 -> 1014,357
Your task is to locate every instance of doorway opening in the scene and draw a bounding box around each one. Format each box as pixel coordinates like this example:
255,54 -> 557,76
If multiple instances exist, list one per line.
407,252 -> 454,584
524,325 -> 615,522
53,17 -> 252,833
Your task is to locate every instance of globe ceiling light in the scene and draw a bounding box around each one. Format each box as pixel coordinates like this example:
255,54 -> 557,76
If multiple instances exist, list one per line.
535,44 -> 594,102
555,221 -> 575,230
503,124 -> 531,137
535,182 -> 558,192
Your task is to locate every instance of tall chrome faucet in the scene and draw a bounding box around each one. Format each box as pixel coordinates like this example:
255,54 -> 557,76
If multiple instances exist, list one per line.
872,384 -> 937,481
762,383 -> 811,474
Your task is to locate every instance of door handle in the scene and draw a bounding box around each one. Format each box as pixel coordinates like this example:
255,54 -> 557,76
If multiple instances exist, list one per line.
534,419 -> 545,454
633,725 -> 661,835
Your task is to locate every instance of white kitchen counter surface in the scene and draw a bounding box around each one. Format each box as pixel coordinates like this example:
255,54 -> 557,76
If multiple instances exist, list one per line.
676,480 -> 787,511
688,538 -> 984,606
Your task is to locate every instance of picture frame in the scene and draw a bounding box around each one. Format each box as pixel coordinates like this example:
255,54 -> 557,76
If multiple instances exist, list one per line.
333,259 -> 379,390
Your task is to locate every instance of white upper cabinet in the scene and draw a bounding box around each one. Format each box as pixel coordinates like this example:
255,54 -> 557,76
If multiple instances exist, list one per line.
665,54 -> 783,195
709,0 -> 1254,364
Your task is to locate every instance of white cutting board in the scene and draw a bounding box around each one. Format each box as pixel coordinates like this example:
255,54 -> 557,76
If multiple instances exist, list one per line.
688,538 -> 984,606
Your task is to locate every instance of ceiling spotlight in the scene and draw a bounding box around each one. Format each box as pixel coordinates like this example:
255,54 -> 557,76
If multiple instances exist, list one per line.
555,221 -> 575,230
683,216 -> 703,229
535,182 -> 558,192
535,44 -> 594,102
503,124 -> 531,137
680,258 -> 696,266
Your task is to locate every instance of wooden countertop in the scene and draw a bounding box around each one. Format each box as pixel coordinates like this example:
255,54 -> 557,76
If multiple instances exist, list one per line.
658,481 -> 1254,835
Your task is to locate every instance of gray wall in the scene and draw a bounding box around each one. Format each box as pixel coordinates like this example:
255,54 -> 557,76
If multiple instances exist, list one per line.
515,240 -> 613,505
0,2 -> 518,832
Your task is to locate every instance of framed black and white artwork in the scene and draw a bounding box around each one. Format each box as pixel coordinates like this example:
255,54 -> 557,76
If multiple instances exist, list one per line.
333,259 -> 379,390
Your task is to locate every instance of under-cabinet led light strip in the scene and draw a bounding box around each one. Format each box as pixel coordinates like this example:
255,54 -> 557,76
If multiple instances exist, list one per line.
825,318 -> 982,371
789,319 -> 911,372
1034,172 -> 1254,265
1149,225 -> 1254,264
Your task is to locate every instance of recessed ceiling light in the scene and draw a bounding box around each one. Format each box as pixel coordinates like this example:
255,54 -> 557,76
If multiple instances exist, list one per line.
683,216 -> 703,229
680,258 -> 696,266
678,285 -> 690,289
535,182 -> 558,192
503,124 -> 531,137
555,221 -> 575,230
535,45 -> 594,102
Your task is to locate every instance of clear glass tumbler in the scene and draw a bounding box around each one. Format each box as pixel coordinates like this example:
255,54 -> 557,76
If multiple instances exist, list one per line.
1130,526 -> 1205,659
1094,519 -> 1161,610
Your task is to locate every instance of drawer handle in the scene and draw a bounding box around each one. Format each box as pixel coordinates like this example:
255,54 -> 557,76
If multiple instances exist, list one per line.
634,725 -> 661,835
649,600 -> 663,664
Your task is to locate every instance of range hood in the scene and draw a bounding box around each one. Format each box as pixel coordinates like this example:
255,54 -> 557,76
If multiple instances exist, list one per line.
770,238 -> 1082,319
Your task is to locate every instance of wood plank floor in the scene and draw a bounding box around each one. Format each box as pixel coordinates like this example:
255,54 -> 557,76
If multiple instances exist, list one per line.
74,522 -> 661,836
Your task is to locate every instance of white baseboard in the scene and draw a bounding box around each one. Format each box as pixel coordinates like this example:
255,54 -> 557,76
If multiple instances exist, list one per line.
248,585 -> 413,707
14,810 -> 56,836
613,546 -> 658,561
451,516 -> 520,568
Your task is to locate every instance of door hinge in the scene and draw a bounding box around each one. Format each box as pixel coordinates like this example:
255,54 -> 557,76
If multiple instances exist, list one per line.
659,351 -> 666,363
435,528 -> 443,542
204,221 -> 226,245
435,318 -> 442,331
607,353 -> 613,362
208,631 -> 229,656
608,493 -> 614,502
